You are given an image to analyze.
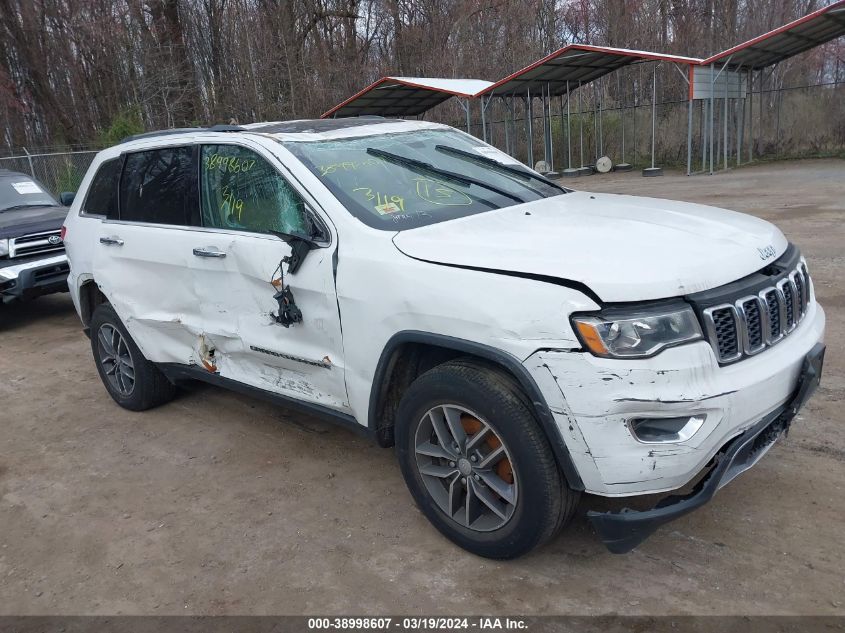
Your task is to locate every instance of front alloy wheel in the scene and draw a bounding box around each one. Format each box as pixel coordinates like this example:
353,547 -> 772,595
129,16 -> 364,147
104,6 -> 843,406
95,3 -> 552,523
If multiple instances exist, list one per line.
395,360 -> 579,559
414,405 -> 517,531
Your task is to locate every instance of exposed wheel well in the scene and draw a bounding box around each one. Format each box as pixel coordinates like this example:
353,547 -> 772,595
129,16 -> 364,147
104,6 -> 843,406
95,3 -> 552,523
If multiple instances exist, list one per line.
371,343 -> 536,447
78,279 -> 109,329
371,342 -> 461,447
369,333 -> 585,491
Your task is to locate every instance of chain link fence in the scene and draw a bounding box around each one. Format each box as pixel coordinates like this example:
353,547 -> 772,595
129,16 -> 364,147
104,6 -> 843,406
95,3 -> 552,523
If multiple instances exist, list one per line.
4,81 -> 842,194
0,150 -> 99,197
453,81 -> 845,173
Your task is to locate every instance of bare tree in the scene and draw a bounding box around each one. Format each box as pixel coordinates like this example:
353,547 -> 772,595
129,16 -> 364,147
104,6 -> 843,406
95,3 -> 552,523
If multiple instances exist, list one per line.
0,0 -> 838,152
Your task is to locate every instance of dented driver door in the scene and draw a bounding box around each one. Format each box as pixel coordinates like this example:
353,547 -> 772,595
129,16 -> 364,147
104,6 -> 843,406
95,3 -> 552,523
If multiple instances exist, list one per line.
186,142 -> 349,413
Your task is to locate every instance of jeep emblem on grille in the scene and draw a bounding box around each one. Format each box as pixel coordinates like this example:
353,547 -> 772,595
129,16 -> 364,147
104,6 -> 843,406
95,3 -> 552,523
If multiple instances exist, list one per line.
48,235 -> 62,245
757,244 -> 776,260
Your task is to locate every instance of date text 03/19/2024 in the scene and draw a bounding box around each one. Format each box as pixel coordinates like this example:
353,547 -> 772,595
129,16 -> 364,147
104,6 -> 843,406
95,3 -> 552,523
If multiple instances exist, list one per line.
306,617 -> 528,630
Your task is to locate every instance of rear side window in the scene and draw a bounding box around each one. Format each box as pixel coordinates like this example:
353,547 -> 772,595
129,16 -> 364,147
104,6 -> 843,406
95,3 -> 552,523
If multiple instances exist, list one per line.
82,158 -> 121,217
119,147 -> 194,225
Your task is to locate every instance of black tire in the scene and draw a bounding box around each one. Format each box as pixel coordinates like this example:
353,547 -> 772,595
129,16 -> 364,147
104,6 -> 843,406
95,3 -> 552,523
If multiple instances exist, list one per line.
89,303 -> 176,411
395,359 -> 579,559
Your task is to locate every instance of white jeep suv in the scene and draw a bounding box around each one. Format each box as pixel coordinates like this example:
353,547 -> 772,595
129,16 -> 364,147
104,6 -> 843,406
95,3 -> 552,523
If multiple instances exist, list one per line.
63,119 -> 825,558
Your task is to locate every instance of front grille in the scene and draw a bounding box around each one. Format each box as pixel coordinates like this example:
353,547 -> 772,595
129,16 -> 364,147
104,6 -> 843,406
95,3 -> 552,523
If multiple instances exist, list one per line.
793,275 -> 805,315
743,298 -> 763,348
782,282 -> 795,327
8,230 -> 64,258
701,259 -> 812,364
764,290 -> 780,339
711,307 -> 740,360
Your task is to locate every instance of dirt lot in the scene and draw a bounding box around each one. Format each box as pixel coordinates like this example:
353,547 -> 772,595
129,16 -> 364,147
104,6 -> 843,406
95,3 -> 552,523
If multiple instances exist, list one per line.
1,159 -> 843,616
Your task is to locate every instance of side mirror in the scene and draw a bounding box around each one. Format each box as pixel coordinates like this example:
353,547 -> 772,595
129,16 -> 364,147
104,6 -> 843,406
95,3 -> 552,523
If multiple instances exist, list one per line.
60,191 -> 76,206
269,230 -> 317,275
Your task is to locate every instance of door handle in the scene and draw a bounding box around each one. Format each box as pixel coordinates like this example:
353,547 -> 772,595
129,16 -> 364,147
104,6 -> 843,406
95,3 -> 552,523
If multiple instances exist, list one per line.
193,247 -> 226,258
99,236 -> 124,246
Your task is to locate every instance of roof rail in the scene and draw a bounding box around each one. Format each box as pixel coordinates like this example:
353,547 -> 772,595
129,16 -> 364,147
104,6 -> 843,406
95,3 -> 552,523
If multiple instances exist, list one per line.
119,124 -> 246,145
207,124 -> 246,132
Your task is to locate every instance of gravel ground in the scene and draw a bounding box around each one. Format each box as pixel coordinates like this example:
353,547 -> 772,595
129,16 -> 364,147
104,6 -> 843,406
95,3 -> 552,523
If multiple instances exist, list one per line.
1,158 -> 843,615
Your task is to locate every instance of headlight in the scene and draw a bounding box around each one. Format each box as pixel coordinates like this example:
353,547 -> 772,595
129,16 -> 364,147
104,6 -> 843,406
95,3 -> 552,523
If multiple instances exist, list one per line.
0,239 -> 8,258
571,302 -> 702,359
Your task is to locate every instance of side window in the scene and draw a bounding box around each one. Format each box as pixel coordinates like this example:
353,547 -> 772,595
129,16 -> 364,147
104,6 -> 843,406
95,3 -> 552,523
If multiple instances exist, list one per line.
82,158 -> 121,218
119,147 -> 193,225
200,145 -> 308,235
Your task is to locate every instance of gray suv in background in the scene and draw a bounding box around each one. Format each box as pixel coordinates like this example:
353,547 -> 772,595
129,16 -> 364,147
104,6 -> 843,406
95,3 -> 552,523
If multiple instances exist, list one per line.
0,169 -> 70,304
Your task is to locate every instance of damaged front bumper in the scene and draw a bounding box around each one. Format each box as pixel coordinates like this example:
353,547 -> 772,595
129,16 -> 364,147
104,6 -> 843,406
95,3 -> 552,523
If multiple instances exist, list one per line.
588,342 -> 825,553
0,254 -> 69,303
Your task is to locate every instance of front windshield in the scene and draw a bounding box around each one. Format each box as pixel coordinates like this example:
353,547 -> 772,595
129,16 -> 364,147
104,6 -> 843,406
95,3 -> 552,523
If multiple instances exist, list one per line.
0,175 -> 59,212
285,128 -> 565,230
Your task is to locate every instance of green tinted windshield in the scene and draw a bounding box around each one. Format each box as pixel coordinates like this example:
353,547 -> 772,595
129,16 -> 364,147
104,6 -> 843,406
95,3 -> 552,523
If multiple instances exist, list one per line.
285,128 -> 563,230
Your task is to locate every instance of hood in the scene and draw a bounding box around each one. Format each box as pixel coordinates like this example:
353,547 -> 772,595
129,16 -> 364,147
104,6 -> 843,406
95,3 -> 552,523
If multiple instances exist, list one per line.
392,191 -> 788,302
0,205 -> 68,240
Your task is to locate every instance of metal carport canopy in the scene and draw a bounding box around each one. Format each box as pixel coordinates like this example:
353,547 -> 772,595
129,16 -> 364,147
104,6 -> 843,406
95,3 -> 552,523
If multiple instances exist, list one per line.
477,44 -> 702,97
702,0 -> 845,70
321,77 -> 492,118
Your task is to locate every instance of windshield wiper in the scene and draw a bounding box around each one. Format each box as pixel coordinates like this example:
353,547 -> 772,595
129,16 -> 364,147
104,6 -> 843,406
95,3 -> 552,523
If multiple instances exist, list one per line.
435,145 -> 567,195
0,203 -> 58,212
366,147 -> 524,205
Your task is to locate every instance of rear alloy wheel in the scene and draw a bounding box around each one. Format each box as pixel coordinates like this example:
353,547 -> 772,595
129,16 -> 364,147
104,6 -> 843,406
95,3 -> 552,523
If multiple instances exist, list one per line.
396,360 -> 579,559
96,323 -> 136,397
89,303 -> 176,411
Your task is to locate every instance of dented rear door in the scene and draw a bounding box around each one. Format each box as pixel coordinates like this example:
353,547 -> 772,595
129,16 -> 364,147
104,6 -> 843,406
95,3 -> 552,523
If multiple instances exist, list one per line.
94,222 -> 207,364
94,144 -> 204,364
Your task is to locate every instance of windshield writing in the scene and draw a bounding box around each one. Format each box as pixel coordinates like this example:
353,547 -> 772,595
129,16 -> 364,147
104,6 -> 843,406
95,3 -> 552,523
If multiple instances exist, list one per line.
285,129 -> 563,230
